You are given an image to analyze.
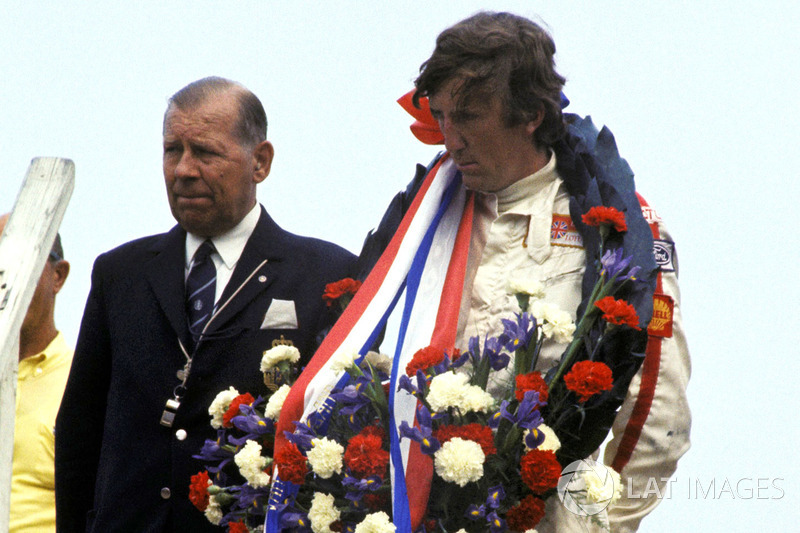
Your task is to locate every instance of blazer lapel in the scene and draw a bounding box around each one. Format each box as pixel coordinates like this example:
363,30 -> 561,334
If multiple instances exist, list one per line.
144,225 -> 192,349
206,207 -> 284,332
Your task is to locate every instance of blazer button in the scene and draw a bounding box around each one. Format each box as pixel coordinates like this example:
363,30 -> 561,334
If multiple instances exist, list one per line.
175,429 -> 187,441
160,487 -> 171,499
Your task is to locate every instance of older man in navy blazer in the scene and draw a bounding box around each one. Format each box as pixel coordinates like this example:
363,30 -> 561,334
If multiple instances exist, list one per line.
55,77 -> 355,532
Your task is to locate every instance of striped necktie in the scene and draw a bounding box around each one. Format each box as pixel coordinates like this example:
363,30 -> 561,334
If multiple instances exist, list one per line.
186,239 -> 217,344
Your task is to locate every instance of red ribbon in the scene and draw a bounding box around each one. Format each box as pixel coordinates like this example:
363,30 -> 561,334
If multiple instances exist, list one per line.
397,90 -> 444,145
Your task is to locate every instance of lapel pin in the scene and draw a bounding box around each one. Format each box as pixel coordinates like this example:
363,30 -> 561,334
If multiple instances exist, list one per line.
271,335 -> 294,348
258,275 -> 267,283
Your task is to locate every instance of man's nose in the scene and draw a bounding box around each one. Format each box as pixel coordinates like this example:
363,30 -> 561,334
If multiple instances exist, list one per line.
441,119 -> 466,153
174,151 -> 199,179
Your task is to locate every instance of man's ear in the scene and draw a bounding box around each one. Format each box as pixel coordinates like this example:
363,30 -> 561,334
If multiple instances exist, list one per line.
52,260 -> 70,295
253,141 -> 275,184
525,108 -> 545,136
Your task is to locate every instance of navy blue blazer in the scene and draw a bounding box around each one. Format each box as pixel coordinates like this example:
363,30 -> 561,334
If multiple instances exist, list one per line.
55,207 -> 355,532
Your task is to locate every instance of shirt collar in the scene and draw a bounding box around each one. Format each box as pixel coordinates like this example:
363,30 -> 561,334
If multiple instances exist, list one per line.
495,149 -> 558,214
19,331 -> 68,369
185,203 -> 261,270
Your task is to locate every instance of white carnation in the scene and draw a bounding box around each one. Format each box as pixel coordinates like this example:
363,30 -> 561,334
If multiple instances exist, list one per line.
265,384 -> 291,420
524,423 -> 561,452
428,371 -> 495,414
234,440 -> 271,488
362,350 -> 392,374
427,372 -> 470,413
462,385 -> 496,414
307,437 -> 344,479
529,300 -> 558,323
354,511 -> 396,533
541,308 -> 576,344
204,494 -> 223,525
434,437 -> 485,487
261,345 -> 300,371
309,492 -> 340,533
208,386 -> 240,429
329,350 -> 358,374
584,466 -> 623,506
536,423 -> 562,452
508,278 -> 546,300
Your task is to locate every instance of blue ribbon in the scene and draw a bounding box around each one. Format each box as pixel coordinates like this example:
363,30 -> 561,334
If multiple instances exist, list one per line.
387,173 -> 461,532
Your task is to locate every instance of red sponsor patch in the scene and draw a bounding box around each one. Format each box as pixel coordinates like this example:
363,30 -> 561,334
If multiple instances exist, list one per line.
647,293 -> 674,338
641,205 -> 661,225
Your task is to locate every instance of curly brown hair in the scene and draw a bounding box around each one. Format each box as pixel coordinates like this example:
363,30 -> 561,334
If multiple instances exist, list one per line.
414,12 -> 566,148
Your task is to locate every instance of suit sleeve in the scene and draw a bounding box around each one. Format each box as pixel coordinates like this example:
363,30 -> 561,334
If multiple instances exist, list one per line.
352,160 -> 438,282
603,217 -> 692,532
55,257 -> 113,532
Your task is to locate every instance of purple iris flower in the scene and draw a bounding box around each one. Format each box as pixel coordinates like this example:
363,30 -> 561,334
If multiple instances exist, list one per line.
488,406 -> 504,429
234,483 -> 270,515
466,503 -> 486,520
501,391 -> 544,430
398,374 -> 419,395
486,484 -> 506,509
330,383 -> 371,418
487,511 -> 507,533
525,426 -> 547,449
284,421 -> 316,451
467,335 -> 510,371
451,345 -> 471,369
601,247 -> 640,281
193,431 -> 231,463
280,511 -> 311,532
499,313 -> 537,353
399,405 -> 440,455
343,473 -> 382,492
230,404 -> 274,439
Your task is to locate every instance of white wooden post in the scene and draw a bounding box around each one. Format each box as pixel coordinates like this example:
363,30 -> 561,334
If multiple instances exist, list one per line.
0,157 -> 74,531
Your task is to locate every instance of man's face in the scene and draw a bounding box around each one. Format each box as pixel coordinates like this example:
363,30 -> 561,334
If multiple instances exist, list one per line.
0,214 -> 69,356
428,78 -> 543,192
163,92 -> 271,237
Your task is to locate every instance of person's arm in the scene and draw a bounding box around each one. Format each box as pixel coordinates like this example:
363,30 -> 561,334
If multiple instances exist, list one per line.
604,217 -> 692,532
55,257 -> 113,532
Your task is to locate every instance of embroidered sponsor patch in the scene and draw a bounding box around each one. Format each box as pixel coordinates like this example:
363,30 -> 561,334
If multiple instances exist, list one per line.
550,214 -> 583,248
641,205 -> 661,225
652,239 -> 676,272
648,293 -> 674,338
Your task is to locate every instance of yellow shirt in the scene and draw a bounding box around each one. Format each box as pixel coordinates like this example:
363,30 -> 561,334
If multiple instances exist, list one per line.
11,332 -> 73,533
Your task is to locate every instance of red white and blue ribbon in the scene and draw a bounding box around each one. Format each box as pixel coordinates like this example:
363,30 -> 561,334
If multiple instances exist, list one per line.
268,155 -> 474,532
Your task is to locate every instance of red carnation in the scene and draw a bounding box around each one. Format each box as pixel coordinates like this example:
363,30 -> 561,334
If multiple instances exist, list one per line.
515,371 -> 549,404
520,449 -> 562,494
363,491 -> 390,511
274,442 -> 308,484
434,423 -> 496,456
360,424 -> 386,441
344,431 -> 389,479
594,296 -> 641,330
564,360 -> 614,402
405,346 -> 447,376
189,470 -> 211,511
227,521 -> 249,533
222,392 -> 256,427
506,494 -> 547,531
323,278 -> 362,306
581,206 -> 627,232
